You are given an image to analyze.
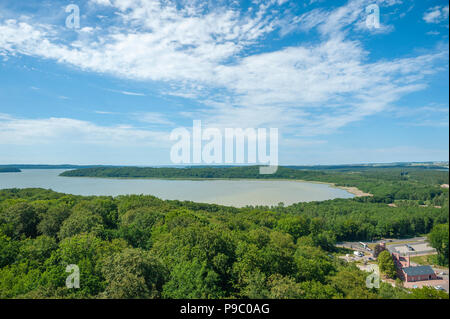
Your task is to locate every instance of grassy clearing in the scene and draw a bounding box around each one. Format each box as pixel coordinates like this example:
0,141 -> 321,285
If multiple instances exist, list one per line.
410,254 -> 439,267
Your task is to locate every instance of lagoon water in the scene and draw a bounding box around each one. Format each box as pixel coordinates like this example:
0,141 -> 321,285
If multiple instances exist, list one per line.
0,169 -> 354,207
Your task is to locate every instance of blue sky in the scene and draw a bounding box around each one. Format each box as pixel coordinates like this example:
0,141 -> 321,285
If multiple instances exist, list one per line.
0,0 -> 448,165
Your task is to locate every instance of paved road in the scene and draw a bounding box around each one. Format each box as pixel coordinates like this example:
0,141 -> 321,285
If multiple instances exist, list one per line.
336,237 -> 429,254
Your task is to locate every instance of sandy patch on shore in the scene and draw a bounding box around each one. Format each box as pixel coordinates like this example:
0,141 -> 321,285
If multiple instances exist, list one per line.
337,186 -> 373,197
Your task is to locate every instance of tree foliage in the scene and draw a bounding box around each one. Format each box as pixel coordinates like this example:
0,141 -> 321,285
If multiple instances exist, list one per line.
428,223 -> 449,266
377,250 -> 396,279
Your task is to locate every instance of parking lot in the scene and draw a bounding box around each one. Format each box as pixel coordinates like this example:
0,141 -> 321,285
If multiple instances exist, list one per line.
403,279 -> 449,292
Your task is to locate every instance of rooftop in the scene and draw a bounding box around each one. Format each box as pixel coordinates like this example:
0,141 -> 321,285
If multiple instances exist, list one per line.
402,265 -> 435,276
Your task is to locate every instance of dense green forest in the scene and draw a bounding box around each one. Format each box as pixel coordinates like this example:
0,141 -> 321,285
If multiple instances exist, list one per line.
0,171 -> 448,299
0,168 -> 21,173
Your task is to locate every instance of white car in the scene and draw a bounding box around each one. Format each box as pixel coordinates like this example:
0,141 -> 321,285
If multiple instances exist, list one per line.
434,286 -> 445,291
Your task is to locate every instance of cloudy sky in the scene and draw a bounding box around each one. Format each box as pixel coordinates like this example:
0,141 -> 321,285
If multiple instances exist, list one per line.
0,0 -> 448,165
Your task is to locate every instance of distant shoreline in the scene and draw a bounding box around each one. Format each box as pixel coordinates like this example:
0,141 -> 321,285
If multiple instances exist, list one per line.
0,168 -> 21,173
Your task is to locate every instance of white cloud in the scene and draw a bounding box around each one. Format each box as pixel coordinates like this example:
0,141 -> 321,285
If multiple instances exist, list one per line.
406,119 -> 449,127
423,5 -> 449,24
94,110 -> 116,114
0,1 -> 284,82
196,38 -> 446,136
134,112 -> 175,126
120,91 -> 145,96
106,89 -> 146,96
0,114 -> 170,147
388,103 -> 450,128
0,113 -> 13,120
294,0 -> 399,36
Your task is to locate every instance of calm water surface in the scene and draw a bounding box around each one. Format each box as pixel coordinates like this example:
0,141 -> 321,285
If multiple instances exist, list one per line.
0,169 -> 354,207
